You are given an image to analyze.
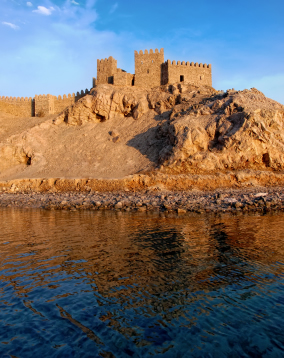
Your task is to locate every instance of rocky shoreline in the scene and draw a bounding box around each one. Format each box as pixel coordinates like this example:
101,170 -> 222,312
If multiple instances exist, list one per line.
0,186 -> 283,214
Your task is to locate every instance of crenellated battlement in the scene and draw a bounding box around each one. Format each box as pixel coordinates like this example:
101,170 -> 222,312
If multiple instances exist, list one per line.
1,96 -> 33,102
134,48 -> 164,56
0,95 -> 34,117
167,60 -> 211,68
0,88 -> 90,117
134,48 -> 165,88
97,56 -> 116,64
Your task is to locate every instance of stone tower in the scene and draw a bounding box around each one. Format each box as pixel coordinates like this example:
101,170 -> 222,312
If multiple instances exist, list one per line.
134,48 -> 164,88
97,56 -> 118,85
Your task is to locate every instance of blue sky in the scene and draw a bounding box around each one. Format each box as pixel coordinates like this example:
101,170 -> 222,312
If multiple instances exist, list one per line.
1,0 -> 283,104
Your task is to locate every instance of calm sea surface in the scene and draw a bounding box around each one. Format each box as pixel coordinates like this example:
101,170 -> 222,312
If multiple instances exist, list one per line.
0,209 -> 283,357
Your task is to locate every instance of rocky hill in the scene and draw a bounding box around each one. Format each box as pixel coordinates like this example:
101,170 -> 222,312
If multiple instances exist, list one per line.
0,83 -> 283,183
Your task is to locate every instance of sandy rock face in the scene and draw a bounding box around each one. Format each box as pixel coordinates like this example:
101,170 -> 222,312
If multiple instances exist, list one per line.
158,88 -> 284,172
54,85 -> 150,125
54,84 -> 186,125
0,144 -> 30,171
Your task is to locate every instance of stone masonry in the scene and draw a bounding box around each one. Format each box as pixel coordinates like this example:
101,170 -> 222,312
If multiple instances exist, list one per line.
95,48 -> 212,89
0,90 -> 89,117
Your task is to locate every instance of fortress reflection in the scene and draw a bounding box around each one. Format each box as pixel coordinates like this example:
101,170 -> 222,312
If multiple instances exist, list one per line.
1,209 -> 283,299
0,209 -> 283,355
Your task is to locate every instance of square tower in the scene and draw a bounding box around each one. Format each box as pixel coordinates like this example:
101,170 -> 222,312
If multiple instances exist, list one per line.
97,56 -> 118,85
134,48 -> 164,88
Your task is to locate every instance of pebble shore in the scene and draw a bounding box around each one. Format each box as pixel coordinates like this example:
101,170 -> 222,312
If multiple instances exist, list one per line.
0,187 -> 283,214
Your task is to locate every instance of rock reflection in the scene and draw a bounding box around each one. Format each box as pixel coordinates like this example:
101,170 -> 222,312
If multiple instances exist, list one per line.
0,209 -> 284,357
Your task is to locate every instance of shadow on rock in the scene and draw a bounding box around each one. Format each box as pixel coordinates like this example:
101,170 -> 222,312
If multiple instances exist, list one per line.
126,125 -> 165,167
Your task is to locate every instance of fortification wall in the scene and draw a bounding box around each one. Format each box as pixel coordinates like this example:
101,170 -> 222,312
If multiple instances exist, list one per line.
134,48 -> 164,88
53,94 -> 75,114
97,56 -> 118,85
34,94 -> 54,116
0,96 -> 34,117
113,69 -> 134,86
35,89 -> 90,116
165,60 -> 212,86
53,90 -> 89,114
0,89 -> 90,118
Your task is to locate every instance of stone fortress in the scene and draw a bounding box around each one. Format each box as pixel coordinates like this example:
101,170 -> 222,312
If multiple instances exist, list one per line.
94,48 -> 212,88
0,48 -> 212,117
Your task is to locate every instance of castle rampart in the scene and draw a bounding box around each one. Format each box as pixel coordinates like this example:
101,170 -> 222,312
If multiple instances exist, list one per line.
0,96 -> 33,117
165,59 -> 212,87
0,89 -> 90,117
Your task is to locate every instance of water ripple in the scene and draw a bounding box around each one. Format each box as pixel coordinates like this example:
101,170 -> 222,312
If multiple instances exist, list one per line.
0,209 -> 283,357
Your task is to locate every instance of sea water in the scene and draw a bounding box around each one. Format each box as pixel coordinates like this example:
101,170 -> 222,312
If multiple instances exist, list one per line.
0,209 -> 283,357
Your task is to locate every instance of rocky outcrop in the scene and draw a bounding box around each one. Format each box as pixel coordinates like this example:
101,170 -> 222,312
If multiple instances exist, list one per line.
157,88 -> 284,172
54,85 -> 151,125
53,83 -> 214,125
0,83 -> 283,183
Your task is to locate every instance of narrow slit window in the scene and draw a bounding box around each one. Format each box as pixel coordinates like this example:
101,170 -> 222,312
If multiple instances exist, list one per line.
180,75 -> 184,82
147,69 -> 150,74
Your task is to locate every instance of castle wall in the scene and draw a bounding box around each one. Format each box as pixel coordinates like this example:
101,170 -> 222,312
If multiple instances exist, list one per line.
0,89 -> 90,118
97,56 -> 118,85
53,90 -> 89,114
165,60 -> 212,86
36,90 -> 90,116
134,48 -> 164,88
113,69 -> 134,86
53,94 -> 75,114
34,94 -> 54,116
0,96 -> 34,117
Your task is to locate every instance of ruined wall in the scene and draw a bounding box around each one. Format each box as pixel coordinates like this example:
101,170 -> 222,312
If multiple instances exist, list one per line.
134,48 -> 164,88
113,69 -> 134,86
0,96 -> 34,117
164,60 -> 212,87
97,56 -> 118,85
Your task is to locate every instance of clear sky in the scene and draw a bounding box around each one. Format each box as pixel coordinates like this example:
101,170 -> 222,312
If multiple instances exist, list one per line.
1,0 -> 284,104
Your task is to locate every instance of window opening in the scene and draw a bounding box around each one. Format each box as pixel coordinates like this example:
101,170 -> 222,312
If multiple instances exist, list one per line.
180,75 -> 184,82
132,78 -> 135,86
147,69 -> 150,74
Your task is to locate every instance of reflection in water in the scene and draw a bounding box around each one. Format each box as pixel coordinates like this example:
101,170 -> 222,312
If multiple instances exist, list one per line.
0,209 -> 284,357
